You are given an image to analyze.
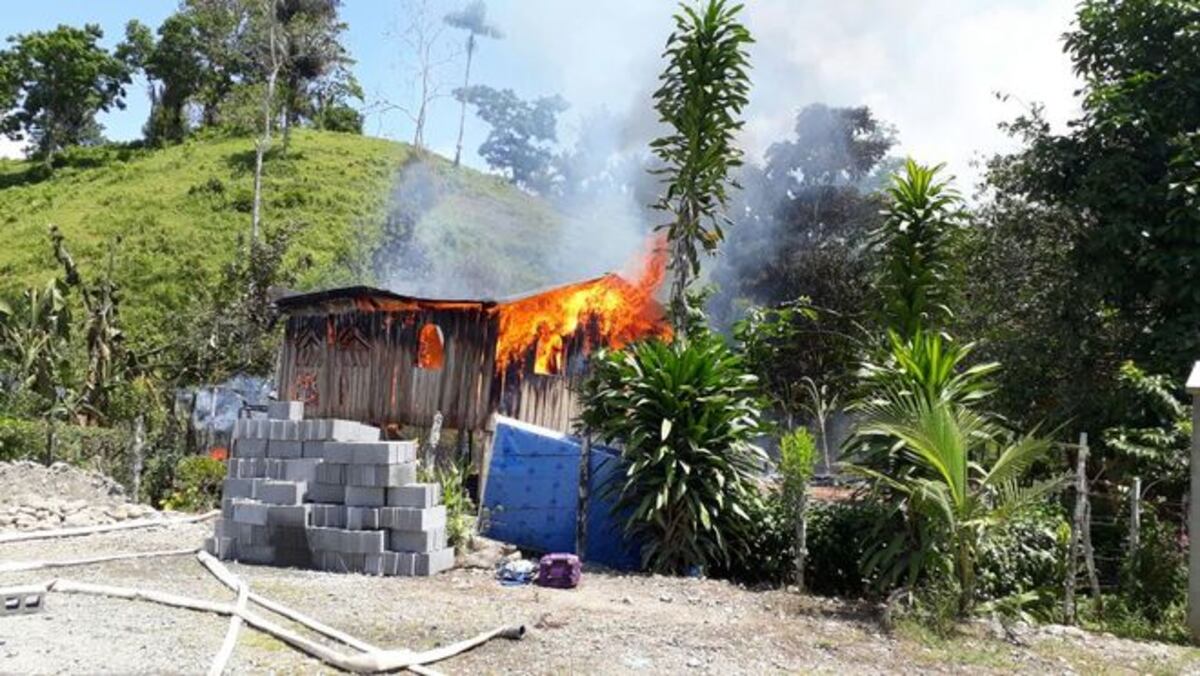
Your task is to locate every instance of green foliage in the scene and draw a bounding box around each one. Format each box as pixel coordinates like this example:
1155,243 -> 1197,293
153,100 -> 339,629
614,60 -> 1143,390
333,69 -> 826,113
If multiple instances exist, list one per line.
0,279 -> 73,415
806,500 -> 893,596
455,85 -> 568,195
975,506 -> 1070,618
988,0 -> 1200,377
422,461 -> 476,554
651,0 -> 753,332
0,416 -> 133,482
1119,505 -> 1186,623
579,335 -> 767,574
313,103 -> 362,134
0,23 -> 135,163
849,394 -> 1064,614
717,487 -> 794,585
1102,361 -> 1190,489
858,329 -> 999,409
161,454 -> 225,512
779,427 -> 816,500
870,160 -> 965,337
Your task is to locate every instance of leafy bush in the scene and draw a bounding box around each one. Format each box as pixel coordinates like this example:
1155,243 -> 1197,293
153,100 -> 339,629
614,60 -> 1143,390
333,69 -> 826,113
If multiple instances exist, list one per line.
161,455 -> 225,512
806,499 -> 894,596
717,487 -> 794,585
1119,505 -> 1186,622
579,335 -> 767,574
0,417 -> 133,484
423,461 -> 476,554
975,506 -> 1069,614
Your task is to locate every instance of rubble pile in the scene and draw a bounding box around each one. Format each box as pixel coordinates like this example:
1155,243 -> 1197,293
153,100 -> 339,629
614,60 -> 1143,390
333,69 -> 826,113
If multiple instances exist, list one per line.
0,460 -> 158,532
205,401 -> 453,576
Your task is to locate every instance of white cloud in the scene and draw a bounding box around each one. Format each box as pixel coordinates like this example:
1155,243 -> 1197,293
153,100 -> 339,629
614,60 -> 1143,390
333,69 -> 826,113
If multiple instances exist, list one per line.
479,0 -> 1081,190
0,136 -> 24,160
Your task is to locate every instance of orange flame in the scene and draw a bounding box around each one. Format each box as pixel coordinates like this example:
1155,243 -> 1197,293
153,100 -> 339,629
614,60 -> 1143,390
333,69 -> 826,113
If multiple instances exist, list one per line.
494,235 -> 672,374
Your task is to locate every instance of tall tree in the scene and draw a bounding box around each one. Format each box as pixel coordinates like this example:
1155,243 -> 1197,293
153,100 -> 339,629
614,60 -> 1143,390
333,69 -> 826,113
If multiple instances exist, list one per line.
0,24 -> 134,166
456,84 -> 567,194
184,0 -> 254,127
991,0 -> 1200,376
444,0 -> 503,167
387,0 -> 457,149
650,0 -> 753,335
274,0 -> 354,152
120,15 -> 207,145
249,0 -> 285,246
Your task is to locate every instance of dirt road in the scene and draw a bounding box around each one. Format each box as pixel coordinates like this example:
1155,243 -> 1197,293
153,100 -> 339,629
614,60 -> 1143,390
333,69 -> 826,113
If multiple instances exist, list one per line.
0,522 -> 1196,674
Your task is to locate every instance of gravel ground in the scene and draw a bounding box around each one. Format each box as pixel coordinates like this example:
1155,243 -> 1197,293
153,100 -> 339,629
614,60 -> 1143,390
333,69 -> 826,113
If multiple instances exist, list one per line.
1,523 -> 1199,674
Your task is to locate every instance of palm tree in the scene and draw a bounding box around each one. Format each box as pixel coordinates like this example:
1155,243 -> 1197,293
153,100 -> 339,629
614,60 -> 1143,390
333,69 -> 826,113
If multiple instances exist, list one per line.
849,391 -> 1065,614
444,1 -> 502,167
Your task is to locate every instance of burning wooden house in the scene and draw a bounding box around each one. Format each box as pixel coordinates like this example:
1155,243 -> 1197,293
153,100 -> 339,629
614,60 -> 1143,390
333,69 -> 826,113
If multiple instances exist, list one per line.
273,244 -> 669,437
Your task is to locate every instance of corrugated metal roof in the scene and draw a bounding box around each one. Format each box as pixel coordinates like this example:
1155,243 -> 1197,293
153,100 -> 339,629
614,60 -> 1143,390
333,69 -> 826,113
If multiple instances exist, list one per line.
274,275 -> 620,312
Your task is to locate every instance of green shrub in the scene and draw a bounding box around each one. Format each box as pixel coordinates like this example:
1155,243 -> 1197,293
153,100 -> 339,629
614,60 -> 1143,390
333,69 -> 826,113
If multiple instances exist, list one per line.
975,506 -> 1070,620
0,417 -> 133,485
806,499 -> 894,596
579,335 -> 767,574
1119,505 -> 1186,621
422,462 -> 476,554
161,455 -> 226,512
717,488 -> 794,584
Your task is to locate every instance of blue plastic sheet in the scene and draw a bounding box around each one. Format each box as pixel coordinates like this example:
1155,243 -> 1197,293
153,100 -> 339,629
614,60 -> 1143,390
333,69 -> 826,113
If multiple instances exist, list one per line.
482,416 -> 642,570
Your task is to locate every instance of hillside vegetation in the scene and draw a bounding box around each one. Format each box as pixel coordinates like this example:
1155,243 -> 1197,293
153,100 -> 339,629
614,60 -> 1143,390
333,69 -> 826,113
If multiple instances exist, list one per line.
0,129 -> 568,350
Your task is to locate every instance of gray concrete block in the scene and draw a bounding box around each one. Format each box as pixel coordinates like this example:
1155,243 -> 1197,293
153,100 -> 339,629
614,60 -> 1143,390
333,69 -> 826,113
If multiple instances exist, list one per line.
267,400 -> 305,421
268,420 -> 303,441
267,439 -> 304,459
274,547 -> 313,568
323,441 -> 416,465
302,441 -> 328,458
231,499 -> 270,526
267,504 -> 310,528
388,526 -> 446,553
345,507 -> 382,530
233,437 -> 267,458
303,419 -> 380,442
307,482 -> 345,504
222,478 -> 257,499
397,547 -> 455,576
273,458 -> 321,483
340,529 -> 386,554
387,483 -> 441,508
345,462 -> 417,488
344,485 -> 386,507
306,526 -> 342,551
268,525 -> 310,549
227,458 -> 267,479
364,552 -> 409,576
314,551 -> 366,573
310,504 -> 346,528
258,480 -> 306,505
380,505 -> 446,531
237,544 -> 276,564
315,462 -> 345,484
205,536 -> 237,560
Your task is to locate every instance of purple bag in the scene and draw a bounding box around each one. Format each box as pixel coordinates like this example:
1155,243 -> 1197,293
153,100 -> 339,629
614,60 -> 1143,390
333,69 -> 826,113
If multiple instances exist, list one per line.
535,553 -> 581,589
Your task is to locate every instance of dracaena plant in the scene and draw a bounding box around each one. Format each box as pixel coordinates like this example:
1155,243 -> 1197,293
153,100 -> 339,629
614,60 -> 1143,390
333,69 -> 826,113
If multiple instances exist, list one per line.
650,0 -> 753,335
849,390 -> 1064,614
578,334 -> 767,574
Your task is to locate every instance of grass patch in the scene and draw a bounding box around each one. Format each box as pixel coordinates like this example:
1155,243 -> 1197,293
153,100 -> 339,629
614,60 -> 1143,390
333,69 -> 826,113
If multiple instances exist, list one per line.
0,129 -> 574,354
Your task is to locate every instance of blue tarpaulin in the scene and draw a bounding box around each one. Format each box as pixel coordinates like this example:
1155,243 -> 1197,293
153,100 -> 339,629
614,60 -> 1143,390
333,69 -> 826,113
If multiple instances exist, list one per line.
482,416 -> 642,570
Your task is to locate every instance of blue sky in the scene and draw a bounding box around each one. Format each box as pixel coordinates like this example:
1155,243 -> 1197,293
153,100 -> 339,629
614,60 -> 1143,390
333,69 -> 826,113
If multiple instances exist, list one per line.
0,1 -> 1081,189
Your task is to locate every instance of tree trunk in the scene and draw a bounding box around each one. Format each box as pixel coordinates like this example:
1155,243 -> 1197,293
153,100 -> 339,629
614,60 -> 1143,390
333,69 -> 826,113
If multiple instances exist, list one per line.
794,490 -> 808,592
453,34 -> 475,168
251,15 -> 281,249
131,414 -> 145,503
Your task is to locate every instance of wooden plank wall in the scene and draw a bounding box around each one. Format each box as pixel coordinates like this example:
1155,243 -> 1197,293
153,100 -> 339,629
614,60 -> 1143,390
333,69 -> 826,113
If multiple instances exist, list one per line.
275,304 -> 587,434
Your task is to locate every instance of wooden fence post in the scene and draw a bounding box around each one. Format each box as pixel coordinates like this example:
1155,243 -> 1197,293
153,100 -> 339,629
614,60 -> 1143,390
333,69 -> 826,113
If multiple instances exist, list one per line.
131,415 -> 145,503
1129,476 -> 1142,554
576,432 -> 592,559
1064,433 -> 1086,624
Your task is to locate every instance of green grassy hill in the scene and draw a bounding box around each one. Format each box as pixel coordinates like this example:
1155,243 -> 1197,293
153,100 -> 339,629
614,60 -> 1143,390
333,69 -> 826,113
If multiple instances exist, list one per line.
0,129 -> 568,349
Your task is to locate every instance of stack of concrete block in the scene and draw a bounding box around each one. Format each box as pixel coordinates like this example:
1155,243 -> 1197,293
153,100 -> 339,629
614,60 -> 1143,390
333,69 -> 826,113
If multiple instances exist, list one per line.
204,400 -> 454,576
